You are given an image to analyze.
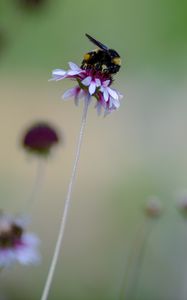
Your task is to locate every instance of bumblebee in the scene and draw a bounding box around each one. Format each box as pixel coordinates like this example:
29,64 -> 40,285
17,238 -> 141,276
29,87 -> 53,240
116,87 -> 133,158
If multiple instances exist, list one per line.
81,33 -> 121,75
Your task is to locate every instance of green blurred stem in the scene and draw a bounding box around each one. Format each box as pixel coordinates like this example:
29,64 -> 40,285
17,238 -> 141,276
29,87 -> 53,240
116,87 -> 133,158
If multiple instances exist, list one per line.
119,218 -> 154,300
40,98 -> 89,300
24,158 -> 46,214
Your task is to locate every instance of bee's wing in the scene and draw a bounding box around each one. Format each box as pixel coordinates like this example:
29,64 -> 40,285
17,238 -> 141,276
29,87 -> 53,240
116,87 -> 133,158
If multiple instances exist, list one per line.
85,33 -> 108,51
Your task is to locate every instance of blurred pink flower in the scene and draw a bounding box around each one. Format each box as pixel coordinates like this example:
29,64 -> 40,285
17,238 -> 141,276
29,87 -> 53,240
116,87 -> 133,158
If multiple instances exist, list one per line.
0,213 -> 40,267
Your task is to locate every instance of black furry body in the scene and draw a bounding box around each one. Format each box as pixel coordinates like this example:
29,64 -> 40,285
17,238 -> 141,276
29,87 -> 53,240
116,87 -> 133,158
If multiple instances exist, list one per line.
81,34 -> 121,75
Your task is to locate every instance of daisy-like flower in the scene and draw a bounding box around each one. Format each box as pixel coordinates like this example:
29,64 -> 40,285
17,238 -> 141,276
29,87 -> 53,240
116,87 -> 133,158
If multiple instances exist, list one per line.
0,212 -> 40,267
50,61 -> 123,115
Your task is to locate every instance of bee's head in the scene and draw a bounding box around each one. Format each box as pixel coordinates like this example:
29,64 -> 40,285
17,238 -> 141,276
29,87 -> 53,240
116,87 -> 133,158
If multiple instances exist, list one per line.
108,49 -> 120,58
108,49 -> 121,67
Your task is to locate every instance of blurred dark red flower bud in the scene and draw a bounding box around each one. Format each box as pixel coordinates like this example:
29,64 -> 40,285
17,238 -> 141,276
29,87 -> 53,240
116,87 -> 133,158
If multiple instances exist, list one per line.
18,0 -> 46,9
22,122 -> 60,157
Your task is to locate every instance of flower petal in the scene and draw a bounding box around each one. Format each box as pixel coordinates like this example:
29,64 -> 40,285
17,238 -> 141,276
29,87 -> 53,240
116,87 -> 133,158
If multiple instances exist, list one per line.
107,87 -> 119,100
68,62 -> 82,71
67,71 -> 79,76
0,249 -> 16,267
89,82 -> 96,95
110,97 -> 120,109
84,94 -> 92,105
119,92 -> 124,99
104,109 -> 112,117
102,80 -> 110,87
22,233 -> 40,247
95,78 -> 101,87
77,89 -> 86,100
81,76 -> 92,86
50,69 -> 66,81
15,247 -> 40,265
74,89 -> 86,106
103,89 -> 109,101
62,87 -> 78,99
95,102 -> 102,116
52,69 -> 66,76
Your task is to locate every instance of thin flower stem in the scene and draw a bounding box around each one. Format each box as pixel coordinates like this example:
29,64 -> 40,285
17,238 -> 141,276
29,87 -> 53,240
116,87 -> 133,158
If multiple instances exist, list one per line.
125,219 -> 154,300
40,98 -> 89,300
24,159 -> 46,214
119,218 -> 154,300
179,221 -> 187,300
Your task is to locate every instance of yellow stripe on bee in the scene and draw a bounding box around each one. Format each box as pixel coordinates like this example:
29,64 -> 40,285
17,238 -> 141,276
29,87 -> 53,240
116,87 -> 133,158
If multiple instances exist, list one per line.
84,53 -> 91,61
112,57 -> 121,66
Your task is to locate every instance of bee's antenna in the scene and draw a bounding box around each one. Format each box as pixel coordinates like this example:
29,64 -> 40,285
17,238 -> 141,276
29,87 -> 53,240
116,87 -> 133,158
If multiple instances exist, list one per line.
85,33 -> 108,51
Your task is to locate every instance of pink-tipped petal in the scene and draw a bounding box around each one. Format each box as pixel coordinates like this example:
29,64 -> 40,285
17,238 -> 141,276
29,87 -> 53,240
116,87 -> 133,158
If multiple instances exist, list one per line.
62,87 -> 78,99
81,76 -> 92,86
74,89 -> 86,105
77,89 -> 86,100
102,80 -> 110,87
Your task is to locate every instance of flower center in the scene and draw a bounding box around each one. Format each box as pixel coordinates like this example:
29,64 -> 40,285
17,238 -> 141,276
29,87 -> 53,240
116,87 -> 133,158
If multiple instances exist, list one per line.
0,224 -> 23,248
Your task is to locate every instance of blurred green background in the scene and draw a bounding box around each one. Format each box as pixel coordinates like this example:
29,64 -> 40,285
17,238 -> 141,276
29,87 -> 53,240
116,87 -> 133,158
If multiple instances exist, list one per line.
0,0 -> 187,299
